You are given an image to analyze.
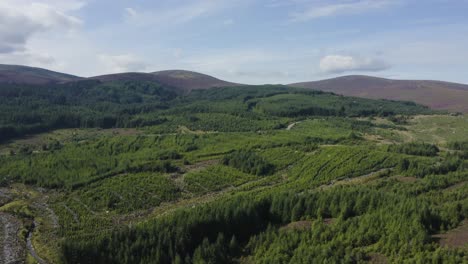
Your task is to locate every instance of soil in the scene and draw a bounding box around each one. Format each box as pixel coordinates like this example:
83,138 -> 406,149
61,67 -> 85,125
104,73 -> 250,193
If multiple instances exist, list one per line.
433,220 -> 468,249
0,213 -> 25,264
368,253 -> 388,264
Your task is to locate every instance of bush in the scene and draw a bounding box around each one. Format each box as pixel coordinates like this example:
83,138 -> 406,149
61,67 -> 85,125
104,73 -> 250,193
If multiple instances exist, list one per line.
388,142 -> 439,157
222,150 -> 275,176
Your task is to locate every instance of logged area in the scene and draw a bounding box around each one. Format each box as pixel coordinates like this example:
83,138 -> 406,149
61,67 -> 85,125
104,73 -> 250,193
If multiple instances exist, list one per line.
0,82 -> 467,263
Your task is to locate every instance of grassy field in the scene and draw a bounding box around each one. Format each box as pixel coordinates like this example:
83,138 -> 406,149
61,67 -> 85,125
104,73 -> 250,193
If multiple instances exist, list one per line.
406,115 -> 468,144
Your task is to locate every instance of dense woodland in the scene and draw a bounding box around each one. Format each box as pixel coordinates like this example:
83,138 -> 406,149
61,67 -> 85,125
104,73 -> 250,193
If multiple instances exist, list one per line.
0,81 -> 431,142
0,80 -> 466,264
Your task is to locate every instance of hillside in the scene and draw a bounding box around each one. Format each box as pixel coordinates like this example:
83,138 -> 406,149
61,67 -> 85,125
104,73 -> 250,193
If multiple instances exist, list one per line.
151,70 -> 239,93
0,64 -> 82,85
0,87 -> 466,263
290,75 -> 468,113
0,64 -> 238,94
0,70 -> 466,263
90,70 -> 239,94
0,80 -> 432,143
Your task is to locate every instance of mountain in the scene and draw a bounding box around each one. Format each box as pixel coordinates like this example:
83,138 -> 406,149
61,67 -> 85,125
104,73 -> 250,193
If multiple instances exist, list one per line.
0,64 -> 239,94
89,72 -> 161,83
0,64 -> 82,85
290,75 -> 468,113
90,70 -> 239,94
151,70 -> 239,93
2,64 -> 467,113
1,65 -> 467,264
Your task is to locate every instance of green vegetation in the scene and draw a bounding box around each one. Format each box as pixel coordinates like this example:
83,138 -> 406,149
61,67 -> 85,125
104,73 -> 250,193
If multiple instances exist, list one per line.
448,141 -> 468,151
0,82 -> 431,142
222,150 -> 275,176
405,115 -> 468,143
0,81 -> 176,142
184,165 -> 255,194
0,82 -> 466,264
388,142 -> 440,156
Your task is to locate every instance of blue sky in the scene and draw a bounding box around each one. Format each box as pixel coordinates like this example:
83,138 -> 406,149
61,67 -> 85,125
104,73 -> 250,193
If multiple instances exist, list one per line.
0,0 -> 467,84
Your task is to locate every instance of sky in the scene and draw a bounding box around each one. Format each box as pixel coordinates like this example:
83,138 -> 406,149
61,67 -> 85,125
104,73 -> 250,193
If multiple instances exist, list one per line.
0,0 -> 467,84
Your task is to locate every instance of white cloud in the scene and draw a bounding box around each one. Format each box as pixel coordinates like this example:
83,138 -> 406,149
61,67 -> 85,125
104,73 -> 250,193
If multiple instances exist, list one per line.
174,49 -> 313,84
291,0 -> 394,22
223,19 -> 234,25
172,48 -> 183,59
182,50 -> 273,72
98,54 -> 149,73
234,70 -> 292,79
319,55 -> 390,74
124,1 -> 240,28
0,0 -> 84,54
125,7 -> 137,18
0,51 -> 55,66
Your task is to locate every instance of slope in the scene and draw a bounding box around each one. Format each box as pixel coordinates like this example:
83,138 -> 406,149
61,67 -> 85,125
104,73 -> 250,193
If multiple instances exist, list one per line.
90,70 -> 239,94
290,75 -> 468,113
0,64 -> 82,85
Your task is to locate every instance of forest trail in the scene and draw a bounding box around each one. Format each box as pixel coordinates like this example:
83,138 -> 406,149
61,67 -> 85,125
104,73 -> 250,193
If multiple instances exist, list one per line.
33,201 -> 59,229
62,204 -> 80,224
116,174 -> 285,227
319,168 -> 392,190
0,213 -> 24,264
286,122 -> 300,130
26,221 -> 47,264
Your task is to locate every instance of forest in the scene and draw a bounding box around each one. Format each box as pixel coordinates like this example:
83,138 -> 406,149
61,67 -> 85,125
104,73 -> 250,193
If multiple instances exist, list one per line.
0,80 -> 466,264
0,81 -> 431,143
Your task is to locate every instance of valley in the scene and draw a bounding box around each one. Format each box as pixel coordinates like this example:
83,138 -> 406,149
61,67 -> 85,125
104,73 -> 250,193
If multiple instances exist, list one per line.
0,109 -> 467,263
0,66 -> 466,263
1,0 -> 467,262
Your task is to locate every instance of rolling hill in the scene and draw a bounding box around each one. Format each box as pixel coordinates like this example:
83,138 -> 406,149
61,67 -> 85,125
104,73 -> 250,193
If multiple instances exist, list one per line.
2,64 -> 467,112
290,75 -> 468,113
0,64 -> 239,94
0,64 -> 467,264
151,70 -> 239,93
90,70 -> 239,94
0,64 -> 82,85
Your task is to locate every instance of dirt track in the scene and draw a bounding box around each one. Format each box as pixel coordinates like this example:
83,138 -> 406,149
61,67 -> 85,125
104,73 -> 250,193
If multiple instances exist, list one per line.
0,213 -> 25,264
26,221 -> 47,264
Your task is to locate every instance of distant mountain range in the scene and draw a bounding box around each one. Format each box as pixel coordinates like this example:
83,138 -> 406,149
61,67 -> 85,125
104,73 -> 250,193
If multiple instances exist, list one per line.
0,64 -> 237,94
290,75 -> 468,113
0,64 -> 82,85
90,70 -> 238,94
1,64 -> 467,113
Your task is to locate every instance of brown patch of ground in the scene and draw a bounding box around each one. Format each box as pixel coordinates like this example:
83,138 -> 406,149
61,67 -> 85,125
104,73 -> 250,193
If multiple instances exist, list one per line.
433,220 -> 468,249
363,134 -> 395,145
281,218 -> 336,231
0,213 -> 25,263
280,221 -> 312,231
319,168 -> 391,190
443,181 -> 467,191
184,159 -> 219,172
368,253 -> 388,264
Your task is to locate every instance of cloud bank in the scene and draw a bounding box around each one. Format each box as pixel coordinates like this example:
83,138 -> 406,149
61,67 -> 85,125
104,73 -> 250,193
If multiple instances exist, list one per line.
0,0 -> 83,54
291,0 -> 394,22
319,55 -> 390,74
98,54 -> 149,73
